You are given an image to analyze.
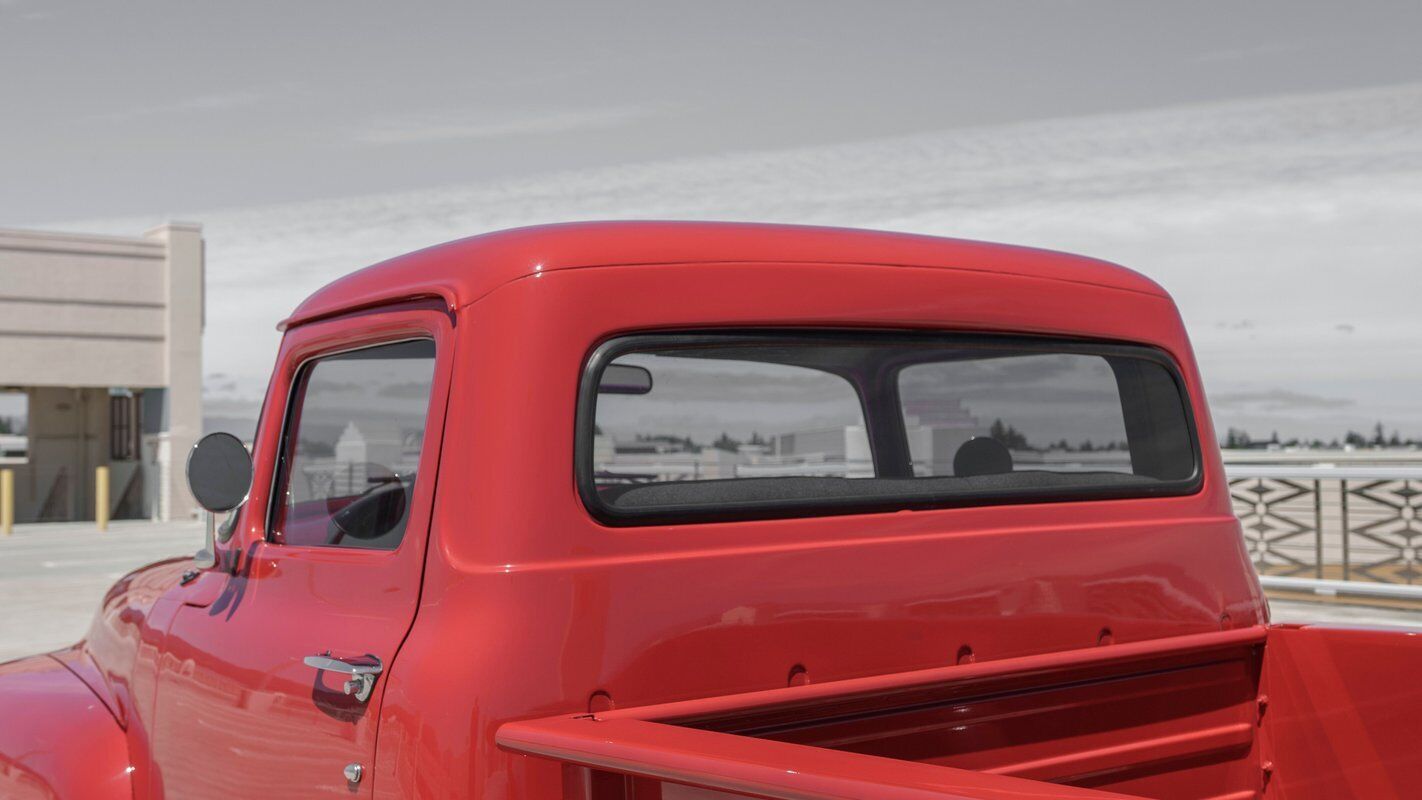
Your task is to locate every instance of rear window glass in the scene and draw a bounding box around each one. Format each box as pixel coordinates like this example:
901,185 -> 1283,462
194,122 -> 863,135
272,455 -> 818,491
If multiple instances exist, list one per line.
592,353 -> 872,483
899,354 -> 1134,476
580,333 -> 1198,524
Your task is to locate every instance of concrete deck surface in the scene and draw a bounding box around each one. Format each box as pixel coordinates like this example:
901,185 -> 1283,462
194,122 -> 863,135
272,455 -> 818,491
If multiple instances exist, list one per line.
0,520 -> 202,661
3,520 -> 1421,662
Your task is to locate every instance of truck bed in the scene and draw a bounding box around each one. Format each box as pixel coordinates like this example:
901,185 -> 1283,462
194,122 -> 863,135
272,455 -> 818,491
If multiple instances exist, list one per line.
497,625 -> 1422,800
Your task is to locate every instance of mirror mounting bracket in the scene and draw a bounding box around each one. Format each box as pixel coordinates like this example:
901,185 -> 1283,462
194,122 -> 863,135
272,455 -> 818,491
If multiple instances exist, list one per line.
193,511 -> 218,569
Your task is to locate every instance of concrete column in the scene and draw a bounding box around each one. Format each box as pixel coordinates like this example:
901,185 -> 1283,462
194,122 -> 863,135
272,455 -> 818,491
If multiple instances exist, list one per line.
146,222 -> 204,520
13,386 -> 109,522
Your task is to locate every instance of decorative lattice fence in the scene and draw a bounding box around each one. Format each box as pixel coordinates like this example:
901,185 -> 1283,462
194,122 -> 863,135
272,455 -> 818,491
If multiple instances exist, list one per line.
1228,466 -> 1422,591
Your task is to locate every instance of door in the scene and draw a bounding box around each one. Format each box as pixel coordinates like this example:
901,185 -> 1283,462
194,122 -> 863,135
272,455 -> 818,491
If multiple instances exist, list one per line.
149,306 -> 453,797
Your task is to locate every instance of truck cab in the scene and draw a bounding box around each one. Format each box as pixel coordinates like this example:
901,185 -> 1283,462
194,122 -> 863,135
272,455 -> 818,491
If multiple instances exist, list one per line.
1,222 -> 1416,799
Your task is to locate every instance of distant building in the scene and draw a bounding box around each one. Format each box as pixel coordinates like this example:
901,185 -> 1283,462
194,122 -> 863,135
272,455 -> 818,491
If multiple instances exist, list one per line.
0,433 -> 25,461
901,395 -> 981,476
772,425 -> 874,478
594,428 -> 875,482
0,223 -> 204,522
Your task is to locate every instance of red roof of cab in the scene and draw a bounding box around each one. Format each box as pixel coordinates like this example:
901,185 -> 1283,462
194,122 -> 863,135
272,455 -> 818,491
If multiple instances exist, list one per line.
280,221 -> 1167,329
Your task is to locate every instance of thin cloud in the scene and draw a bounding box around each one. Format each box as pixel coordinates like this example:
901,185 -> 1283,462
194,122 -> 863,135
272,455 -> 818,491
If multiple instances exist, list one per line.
0,0 -> 49,19
1192,41 -> 1312,64
94,90 -> 268,121
352,106 -> 649,145
1212,389 -> 1356,412
56,82 -> 1422,440
1215,319 -> 1256,331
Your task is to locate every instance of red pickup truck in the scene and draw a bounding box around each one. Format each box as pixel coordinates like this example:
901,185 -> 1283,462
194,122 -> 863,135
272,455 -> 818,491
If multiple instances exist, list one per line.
1,222 -> 1417,799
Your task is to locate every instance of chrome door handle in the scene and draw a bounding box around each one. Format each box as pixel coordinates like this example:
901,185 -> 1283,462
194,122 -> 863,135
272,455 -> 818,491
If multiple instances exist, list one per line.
303,653 -> 383,702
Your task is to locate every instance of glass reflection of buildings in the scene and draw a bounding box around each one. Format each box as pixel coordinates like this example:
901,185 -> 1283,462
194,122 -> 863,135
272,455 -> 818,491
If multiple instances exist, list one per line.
595,395 -> 977,483
595,392 -> 1131,484
294,419 -> 425,501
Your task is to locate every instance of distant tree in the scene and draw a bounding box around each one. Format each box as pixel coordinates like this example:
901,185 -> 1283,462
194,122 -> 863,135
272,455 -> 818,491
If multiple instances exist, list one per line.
713,432 -> 741,452
0,417 -> 11,434
988,418 -> 1030,450
1344,430 -> 1368,447
1372,422 -> 1387,447
1223,428 -> 1253,449
1269,430 -> 1280,446
748,431 -> 768,446
1389,430 -> 1403,447
636,433 -> 698,451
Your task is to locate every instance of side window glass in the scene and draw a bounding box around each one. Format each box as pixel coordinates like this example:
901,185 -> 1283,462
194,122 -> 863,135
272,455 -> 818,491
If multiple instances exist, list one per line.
270,339 -> 436,549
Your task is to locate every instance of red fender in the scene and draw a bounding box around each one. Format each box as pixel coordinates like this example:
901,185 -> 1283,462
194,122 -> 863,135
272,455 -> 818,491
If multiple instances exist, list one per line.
0,655 -> 131,800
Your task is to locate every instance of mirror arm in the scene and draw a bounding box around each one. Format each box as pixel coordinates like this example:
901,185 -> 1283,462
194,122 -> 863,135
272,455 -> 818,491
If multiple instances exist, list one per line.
193,510 -> 217,569
217,507 -> 241,542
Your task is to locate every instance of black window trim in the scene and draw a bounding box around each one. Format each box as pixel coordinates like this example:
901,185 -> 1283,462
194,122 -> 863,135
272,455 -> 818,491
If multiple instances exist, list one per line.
575,328 -> 1204,527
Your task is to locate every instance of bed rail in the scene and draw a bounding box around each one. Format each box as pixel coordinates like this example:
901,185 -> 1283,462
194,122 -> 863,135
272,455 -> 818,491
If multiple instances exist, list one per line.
498,628 -> 1267,800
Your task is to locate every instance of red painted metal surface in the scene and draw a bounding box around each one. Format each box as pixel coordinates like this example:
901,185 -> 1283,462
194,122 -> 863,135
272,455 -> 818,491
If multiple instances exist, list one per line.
371,225 -> 1263,797
504,716 -> 1140,800
279,221 -> 1167,330
1261,625 -> 1422,799
498,628 -> 1269,800
0,654 -> 131,799
10,222 -> 1414,799
145,306 -> 455,796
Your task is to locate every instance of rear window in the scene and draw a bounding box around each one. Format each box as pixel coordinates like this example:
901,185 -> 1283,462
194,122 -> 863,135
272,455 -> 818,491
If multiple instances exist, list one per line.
578,332 -> 1199,525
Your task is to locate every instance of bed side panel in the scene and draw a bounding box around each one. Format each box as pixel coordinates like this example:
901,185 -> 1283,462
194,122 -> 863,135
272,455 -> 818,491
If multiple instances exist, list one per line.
1262,625 -> 1422,799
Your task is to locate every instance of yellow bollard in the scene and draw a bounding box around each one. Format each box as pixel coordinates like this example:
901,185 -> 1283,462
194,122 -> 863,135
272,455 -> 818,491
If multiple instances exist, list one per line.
95,465 -> 109,532
1,469 -> 12,536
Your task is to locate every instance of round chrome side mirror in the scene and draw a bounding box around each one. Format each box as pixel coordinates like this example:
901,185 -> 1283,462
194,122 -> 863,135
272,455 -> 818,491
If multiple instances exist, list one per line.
186,432 -> 253,513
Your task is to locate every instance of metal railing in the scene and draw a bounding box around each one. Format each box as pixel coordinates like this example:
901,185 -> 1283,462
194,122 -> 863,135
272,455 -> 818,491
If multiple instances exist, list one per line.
1226,464 -> 1422,600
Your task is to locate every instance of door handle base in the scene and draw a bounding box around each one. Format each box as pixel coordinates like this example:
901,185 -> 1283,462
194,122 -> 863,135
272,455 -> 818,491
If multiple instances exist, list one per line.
303,653 -> 382,703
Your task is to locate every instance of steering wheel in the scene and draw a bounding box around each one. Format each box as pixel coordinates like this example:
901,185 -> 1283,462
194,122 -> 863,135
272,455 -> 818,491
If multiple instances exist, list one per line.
325,465 -> 413,545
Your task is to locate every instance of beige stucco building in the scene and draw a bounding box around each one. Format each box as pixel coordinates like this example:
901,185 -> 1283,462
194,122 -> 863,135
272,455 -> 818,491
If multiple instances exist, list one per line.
0,223 -> 204,522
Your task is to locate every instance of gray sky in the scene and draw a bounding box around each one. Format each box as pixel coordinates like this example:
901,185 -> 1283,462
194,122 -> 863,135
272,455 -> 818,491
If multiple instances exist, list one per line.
3,1 -> 1420,442
4,0 -> 1422,223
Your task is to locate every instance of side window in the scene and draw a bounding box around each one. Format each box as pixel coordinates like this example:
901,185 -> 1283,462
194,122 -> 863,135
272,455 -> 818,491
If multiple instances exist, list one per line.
270,339 -> 436,549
